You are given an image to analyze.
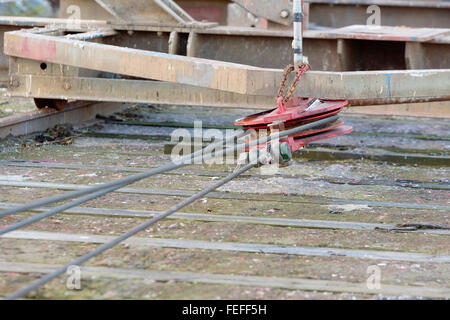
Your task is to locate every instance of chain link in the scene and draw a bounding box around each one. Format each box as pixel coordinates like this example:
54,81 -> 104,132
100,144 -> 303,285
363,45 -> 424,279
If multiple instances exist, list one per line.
277,63 -> 311,106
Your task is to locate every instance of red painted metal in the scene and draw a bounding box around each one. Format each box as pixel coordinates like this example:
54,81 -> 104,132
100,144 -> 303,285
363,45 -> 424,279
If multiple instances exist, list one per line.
234,98 -> 348,129
234,94 -> 352,156
21,37 -> 56,61
288,125 -> 353,152
288,120 -> 344,139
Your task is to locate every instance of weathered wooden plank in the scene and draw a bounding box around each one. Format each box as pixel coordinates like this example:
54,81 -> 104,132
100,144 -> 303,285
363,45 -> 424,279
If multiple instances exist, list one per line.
0,160 -> 446,190
4,30 -> 450,100
1,262 -> 448,298
1,203 -> 448,235
3,231 -> 449,263
1,180 -> 448,210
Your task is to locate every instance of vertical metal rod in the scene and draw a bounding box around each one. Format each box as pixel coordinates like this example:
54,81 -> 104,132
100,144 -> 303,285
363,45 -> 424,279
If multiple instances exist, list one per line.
293,0 -> 303,69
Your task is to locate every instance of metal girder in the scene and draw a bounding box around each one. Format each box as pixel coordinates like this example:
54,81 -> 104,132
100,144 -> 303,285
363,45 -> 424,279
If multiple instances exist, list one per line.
9,73 -> 448,107
231,0 -> 294,26
4,29 -> 450,103
65,28 -> 117,40
6,74 -> 274,109
308,1 -> 450,29
4,30 -> 279,96
6,56 -> 450,106
59,0 -> 450,29
71,0 -> 217,28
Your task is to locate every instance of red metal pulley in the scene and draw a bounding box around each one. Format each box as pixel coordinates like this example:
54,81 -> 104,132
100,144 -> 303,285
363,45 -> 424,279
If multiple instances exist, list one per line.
234,64 -> 353,163
235,97 -> 348,129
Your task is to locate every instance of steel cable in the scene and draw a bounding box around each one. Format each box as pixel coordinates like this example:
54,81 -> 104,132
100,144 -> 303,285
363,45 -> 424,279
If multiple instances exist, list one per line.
0,115 -> 338,236
0,130 -> 248,218
3,162 -> 256,300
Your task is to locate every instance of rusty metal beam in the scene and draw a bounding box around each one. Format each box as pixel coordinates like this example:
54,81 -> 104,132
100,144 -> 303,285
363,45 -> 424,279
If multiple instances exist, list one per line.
4,29 -> 450,103
231,0 -> 294,26
4,30 -> 278,96
6,74 -> 275,109
65,28 -> 118,40
58,0 -> 450,29
6,72 -> 450,108
308,1 -> 450,29
0,101 -> 130,139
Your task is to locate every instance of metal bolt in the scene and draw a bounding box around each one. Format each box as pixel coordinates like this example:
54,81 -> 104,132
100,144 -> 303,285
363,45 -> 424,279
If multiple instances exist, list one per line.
280,10 -> 290,19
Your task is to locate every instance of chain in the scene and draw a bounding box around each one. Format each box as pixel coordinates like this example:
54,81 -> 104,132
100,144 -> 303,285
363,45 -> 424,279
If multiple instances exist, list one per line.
277,63 -> 311,106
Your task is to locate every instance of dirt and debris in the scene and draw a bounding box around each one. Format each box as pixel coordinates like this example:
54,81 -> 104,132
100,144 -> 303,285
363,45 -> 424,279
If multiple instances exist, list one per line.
0,104 -> 449,300
376,223 -> 450,233
34,124 -> 77,145
98,104 -> 160,122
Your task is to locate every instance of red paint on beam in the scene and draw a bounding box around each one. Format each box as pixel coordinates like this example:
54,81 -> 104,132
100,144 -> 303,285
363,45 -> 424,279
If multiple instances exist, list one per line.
21,37 -> 56,62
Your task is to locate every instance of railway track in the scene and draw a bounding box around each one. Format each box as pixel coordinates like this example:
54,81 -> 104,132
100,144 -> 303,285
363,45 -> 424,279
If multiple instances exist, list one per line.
0,101 -> 449,299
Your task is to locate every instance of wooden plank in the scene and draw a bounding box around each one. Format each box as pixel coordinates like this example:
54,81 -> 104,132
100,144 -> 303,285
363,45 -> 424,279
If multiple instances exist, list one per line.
1,203 -> 448,235
3,230 -> 449,263
0,160 -> 446,190
1,180 -> 448,210
1,262 -> 448,298
4,29 -> 450,101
